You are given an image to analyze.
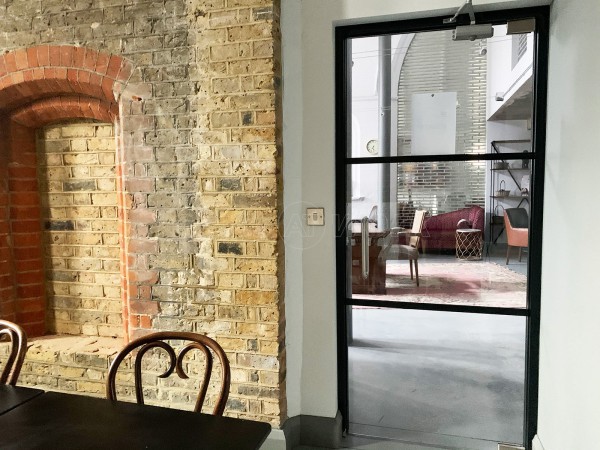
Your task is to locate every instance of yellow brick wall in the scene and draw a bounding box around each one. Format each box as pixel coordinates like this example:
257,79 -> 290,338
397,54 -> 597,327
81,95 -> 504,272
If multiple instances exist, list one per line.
36,123 -> 122,338
2,0 -> 285,426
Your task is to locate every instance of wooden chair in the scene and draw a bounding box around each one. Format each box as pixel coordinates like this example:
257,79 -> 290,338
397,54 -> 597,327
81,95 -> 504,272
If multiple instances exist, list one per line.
504,208 -> 529,264
0,320 -> 28,385
379,210 -> 427,287
106,332 -> 231,415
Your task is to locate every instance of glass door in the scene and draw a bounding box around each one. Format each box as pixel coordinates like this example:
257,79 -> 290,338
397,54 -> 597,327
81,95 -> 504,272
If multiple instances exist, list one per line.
336,8 -> 548,450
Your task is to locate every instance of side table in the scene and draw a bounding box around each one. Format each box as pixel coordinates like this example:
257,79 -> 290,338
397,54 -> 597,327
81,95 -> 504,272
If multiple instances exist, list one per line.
456,228 -> 482,260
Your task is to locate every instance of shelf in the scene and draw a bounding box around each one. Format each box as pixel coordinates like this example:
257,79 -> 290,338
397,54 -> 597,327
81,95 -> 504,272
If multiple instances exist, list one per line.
491,195 -> 529,199
490,140 -> 531,144
490,168 -> 531,172
490,140 -> 532,246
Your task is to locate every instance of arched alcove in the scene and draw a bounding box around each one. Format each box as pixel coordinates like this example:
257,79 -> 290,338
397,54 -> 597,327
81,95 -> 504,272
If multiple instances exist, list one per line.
0,45 -> 140,339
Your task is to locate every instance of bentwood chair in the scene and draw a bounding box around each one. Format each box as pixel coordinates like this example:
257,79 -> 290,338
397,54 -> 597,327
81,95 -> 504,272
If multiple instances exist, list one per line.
106,332 -> 231,415
379,210 -> 427,287
0,320 -> 28,385
504,208 -> 529,264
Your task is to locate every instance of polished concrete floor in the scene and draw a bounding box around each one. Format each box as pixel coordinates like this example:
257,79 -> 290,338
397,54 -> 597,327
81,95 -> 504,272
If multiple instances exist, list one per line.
346,308 -> 526,450
296,245 -> 528,450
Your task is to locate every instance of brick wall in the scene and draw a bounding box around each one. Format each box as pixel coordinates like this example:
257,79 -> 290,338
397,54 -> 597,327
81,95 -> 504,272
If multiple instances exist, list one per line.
37,122 -> 122,338
397,30 -> 486,219
4,120 -> 47,336
0,126 -> 16,321
0,0 -> 285,425
1,335 -> 230,413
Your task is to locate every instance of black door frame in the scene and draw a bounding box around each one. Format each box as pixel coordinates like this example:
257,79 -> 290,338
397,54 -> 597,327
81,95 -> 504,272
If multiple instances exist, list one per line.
335,6 -> 549,448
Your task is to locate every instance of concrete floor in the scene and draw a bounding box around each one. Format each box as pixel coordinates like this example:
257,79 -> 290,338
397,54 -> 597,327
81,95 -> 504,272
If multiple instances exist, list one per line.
347,308 -> 526,450
295,246 -> 529,450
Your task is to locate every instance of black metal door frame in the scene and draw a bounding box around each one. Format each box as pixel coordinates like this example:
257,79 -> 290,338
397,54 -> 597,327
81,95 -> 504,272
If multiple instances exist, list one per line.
334,6 -> 549,448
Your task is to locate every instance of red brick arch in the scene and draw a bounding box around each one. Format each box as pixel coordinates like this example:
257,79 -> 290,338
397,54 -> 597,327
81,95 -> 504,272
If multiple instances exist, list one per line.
0,45 -> 133,112
0,45 -> 135,337
11,96 -> 119,128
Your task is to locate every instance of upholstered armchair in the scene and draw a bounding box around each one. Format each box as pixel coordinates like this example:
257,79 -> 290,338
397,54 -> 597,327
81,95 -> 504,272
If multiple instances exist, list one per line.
504,208 -> 529,264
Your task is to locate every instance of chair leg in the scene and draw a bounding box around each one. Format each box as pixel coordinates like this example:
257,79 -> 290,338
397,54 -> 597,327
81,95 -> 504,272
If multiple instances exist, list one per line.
409,260 -> 413,280
506,245 -> 511,265
414,259 -> 419,287
518,247 -> 522,262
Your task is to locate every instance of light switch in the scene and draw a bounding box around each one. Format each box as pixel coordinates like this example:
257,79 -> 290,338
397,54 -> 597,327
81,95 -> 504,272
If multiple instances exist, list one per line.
306,208 -> 325,226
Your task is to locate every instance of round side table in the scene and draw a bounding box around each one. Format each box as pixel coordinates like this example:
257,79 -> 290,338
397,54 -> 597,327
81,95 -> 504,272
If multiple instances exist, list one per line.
456,228 -> 482,261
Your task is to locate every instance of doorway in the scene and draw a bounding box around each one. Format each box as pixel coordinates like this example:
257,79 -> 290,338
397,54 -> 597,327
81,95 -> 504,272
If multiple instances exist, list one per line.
336,7 -> 548,449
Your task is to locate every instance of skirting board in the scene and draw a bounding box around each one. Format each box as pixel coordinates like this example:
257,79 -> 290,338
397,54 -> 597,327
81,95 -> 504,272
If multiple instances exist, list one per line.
532,435 -> 546,450
263,426 -> 545,450
281,411 -> 343,449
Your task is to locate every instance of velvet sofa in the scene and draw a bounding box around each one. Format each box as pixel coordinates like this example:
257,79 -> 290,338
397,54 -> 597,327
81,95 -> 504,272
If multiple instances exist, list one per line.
421,205 -> 484,251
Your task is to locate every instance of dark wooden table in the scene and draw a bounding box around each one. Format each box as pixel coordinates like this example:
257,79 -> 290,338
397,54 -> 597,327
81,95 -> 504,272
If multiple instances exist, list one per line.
0,386 -> 43,415
351,223 -> 390,295
0,391 -> 271,449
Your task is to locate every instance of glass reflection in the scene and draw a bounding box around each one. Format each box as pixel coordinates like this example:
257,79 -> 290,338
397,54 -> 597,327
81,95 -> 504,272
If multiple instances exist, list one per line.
348,161 -> 531,308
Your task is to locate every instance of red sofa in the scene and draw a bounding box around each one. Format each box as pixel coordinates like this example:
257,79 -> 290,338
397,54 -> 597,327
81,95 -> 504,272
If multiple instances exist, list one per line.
421,206 -> 484,251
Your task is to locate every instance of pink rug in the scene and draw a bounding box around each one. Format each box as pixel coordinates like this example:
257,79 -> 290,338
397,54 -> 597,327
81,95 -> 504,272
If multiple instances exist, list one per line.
353,261 -> 527,309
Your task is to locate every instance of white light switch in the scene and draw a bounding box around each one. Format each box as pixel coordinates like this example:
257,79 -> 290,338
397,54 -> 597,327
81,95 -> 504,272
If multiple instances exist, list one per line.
306,208 -> 325,226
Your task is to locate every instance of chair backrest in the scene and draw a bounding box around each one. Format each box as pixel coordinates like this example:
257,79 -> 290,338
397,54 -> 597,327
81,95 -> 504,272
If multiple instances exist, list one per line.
409,210 -> 427,248
505,208 -> 529,229
106,332 -> 231,415
0,320 -> 27,385
368,205 -> 378,224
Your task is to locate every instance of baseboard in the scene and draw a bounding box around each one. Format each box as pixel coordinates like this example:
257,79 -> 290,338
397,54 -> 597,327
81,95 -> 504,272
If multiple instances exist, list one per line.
282,411 -> 343,449
266,421 -> 544,450
260,429 -> 287,450
532,435 -> 546,450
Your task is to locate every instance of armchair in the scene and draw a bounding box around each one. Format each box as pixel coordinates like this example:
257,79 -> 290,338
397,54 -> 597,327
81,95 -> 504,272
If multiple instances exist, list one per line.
504,208 -> 529,264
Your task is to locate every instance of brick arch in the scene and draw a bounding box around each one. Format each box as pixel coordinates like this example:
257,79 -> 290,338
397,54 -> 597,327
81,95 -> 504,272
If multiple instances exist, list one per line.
11,96 -> 119,128
0,45 -> 137,337
0,45 -> 134,112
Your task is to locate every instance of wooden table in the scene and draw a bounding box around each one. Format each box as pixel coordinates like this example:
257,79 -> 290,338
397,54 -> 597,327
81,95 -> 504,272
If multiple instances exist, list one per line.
0,391 -> 271,449
0,386 -> 43,415
351,223 -> 390,295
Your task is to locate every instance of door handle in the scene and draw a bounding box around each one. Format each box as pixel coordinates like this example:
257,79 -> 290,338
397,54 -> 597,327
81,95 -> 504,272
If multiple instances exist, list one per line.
361,216 -> 369,280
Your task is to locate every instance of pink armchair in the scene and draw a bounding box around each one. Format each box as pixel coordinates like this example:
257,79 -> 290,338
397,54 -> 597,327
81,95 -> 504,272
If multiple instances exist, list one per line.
421,206 -> 484,251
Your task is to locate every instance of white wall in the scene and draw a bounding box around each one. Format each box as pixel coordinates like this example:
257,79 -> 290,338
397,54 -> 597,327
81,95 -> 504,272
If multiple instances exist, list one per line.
487,24 -> 535,119
281,0 -> 303,419
282,0 -> 552,422
350,36 -> 381,219
349,35 -> 409,221
537,0 -> 600,448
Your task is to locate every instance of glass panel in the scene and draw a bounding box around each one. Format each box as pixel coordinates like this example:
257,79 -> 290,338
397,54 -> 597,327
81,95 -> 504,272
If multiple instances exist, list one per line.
348,161 -> 532,308
348,307 -> 526,449
348,28 -> 535,158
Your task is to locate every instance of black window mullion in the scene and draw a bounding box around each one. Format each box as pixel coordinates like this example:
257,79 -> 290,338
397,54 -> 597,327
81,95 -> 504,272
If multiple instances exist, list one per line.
345,298 -> 530,317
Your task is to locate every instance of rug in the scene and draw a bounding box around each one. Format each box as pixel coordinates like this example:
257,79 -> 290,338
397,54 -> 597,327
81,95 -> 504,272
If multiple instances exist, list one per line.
353,261 -> 527,309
